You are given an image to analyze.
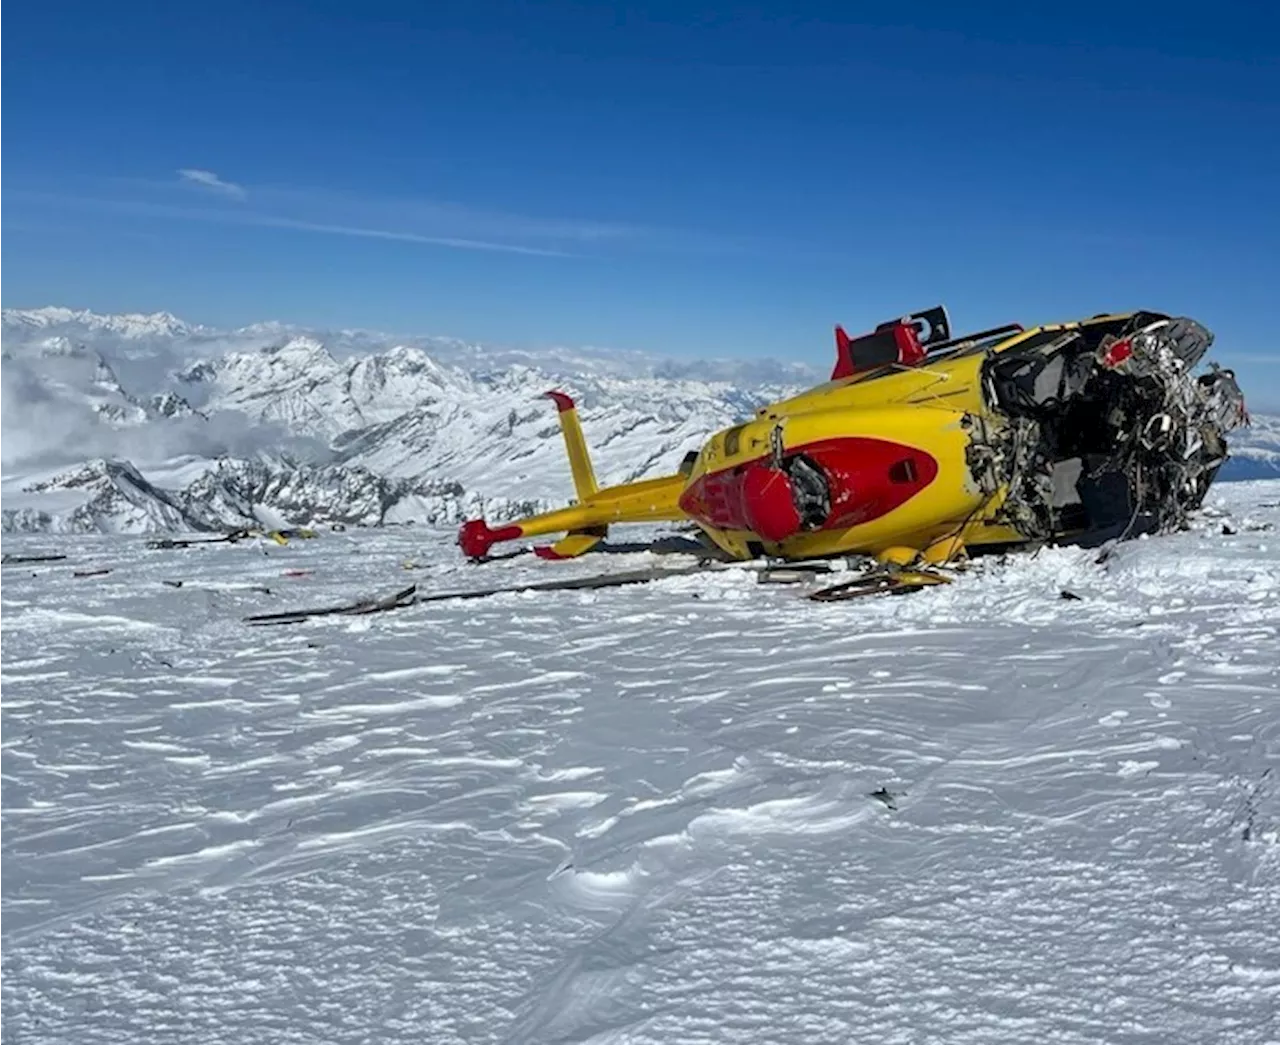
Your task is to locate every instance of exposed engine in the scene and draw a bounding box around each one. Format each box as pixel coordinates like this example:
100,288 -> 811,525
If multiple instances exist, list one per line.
975,313 -> 1248,546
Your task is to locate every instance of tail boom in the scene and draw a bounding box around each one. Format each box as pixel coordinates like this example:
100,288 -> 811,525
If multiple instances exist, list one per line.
457,389 -> 689,560
458,474 -> 689,560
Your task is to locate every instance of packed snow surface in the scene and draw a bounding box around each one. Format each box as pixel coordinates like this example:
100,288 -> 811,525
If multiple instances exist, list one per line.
3,482 -> 1279,1044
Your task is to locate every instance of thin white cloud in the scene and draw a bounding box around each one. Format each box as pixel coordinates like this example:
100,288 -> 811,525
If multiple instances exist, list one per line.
13,171 -> 740,259
6,192 -> 573,257
249,214 -> 571,256
239,184 -> 634,246
177,168 -> 247,200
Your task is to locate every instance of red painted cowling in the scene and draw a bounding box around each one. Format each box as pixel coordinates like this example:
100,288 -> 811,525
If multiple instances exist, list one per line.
678,437 -> 938,541
677,459 -> 800,541
806,437 -> 937,529
739,463 -> 804,541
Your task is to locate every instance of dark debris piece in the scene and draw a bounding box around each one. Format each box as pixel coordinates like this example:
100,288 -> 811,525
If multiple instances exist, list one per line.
869,787 -> 902,811
2,552 -> 68,565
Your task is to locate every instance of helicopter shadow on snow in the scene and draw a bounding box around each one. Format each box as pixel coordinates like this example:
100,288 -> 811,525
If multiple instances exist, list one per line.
592,532 -> 718,557
472,529 -> 737,566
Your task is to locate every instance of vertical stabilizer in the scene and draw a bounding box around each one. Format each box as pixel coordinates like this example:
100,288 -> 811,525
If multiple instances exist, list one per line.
544,391 -> 599,501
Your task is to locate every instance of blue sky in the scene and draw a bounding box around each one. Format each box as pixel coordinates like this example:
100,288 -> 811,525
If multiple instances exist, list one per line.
4,1 -> 1279,399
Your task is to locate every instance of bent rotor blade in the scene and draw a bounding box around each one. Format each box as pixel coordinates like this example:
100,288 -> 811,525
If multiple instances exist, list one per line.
244,584 -> 418,626
2,553 -> 68,565
241,562 -> 725,625
416,562 -> 717,603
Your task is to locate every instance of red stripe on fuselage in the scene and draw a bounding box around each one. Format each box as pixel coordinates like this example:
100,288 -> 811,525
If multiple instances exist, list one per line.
678,436 -> 938,537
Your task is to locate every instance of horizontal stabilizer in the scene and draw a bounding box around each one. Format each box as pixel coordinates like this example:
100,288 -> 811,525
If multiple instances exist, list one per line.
832,305 -> 951,379
534,527 -> 608,560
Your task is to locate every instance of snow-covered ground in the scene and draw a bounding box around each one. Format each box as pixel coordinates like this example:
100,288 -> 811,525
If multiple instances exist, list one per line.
3,482 -> 1279,1044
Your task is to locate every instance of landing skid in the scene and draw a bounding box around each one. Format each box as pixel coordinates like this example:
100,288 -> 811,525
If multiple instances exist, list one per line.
808,567 -> 951,602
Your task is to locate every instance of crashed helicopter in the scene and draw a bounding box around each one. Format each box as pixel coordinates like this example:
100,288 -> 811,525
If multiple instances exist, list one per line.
457,307 -> 1248,576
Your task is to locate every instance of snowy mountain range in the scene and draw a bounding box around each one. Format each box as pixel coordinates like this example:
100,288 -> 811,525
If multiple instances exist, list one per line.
3,306 -> 1278,535
0,307 -> 812,534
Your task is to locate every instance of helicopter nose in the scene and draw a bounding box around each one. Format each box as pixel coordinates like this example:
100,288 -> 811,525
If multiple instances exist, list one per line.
678,437 -> 939,543
677,459 -> 802,541
739,462 -> 804,541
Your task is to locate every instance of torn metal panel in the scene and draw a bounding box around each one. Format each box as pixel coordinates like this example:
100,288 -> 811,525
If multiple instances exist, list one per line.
973,314 -> 1248,546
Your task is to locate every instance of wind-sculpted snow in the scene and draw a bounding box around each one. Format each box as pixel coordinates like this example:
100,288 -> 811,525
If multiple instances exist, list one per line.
3,482 -> 1278,1043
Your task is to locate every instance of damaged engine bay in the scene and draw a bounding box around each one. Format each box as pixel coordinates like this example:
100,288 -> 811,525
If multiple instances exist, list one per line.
971,312 -> 1249,547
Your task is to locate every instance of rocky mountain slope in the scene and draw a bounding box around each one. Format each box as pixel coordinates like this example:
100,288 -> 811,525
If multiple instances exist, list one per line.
2,307 -> 1277,534
1,309 -> 806,533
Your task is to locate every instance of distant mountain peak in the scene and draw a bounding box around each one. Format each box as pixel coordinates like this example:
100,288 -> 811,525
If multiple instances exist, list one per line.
3,306 -> 202,340
264,335 -> 333,359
